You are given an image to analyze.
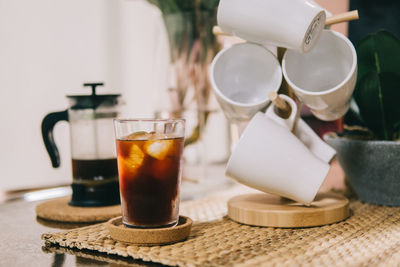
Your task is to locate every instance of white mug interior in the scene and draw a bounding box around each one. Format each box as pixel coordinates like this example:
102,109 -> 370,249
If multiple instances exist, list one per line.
282,30 -> 357,121
210,42 -> 282,121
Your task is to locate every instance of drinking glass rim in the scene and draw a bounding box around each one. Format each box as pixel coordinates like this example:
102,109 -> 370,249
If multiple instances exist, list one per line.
114,118 -> 186,124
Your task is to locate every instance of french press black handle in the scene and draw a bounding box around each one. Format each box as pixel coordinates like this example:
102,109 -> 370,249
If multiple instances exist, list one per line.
41,110 -> 69,168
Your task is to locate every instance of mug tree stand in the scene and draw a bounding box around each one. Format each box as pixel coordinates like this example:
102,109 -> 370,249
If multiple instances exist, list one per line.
226,95 -> 350,228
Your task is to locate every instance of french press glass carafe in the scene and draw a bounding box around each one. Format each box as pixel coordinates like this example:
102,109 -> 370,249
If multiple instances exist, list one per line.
41,83 -> 121,207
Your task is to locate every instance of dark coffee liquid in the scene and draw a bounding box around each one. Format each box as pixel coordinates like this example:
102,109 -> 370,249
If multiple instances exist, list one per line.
72,158 -> 118,184
116,137 -> 184,227
70,158 -> 120,207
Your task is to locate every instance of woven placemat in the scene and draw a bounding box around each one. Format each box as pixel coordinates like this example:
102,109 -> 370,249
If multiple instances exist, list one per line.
42,186 -> 400,266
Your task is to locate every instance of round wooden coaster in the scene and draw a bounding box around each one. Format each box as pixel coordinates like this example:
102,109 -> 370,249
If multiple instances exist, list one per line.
107,216 -> 193,245
228,192 -> 350,228
36,196 -> 121,223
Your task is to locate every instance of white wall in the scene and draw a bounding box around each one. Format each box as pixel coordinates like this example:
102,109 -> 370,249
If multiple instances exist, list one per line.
315,0 -> 349,35
0,0 -> 164,190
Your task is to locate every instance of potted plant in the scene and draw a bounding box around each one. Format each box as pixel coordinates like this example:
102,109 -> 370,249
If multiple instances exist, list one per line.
325,30 -> 400,206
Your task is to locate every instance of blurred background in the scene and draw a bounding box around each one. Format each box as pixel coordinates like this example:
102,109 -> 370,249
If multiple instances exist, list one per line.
0,0 -> 163,190
1,0 -> 397,191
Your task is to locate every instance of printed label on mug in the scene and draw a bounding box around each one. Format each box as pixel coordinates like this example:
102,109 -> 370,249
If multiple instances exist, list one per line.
303,11 -> 325,52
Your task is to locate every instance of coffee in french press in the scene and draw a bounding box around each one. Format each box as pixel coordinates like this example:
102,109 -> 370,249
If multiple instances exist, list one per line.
41,83 -> 121,207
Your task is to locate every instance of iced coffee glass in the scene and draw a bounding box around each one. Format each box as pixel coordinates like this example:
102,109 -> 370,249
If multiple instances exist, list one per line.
114,119 -> 185,228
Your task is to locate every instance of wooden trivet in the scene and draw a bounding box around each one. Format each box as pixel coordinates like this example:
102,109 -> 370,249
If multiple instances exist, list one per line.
107,216 -> 192,245
228,192 -> 350,227
36,196 -> 121,223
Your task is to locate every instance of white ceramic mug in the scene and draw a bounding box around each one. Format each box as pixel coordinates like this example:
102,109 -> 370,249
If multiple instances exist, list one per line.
210,42 -> 282,123
226,112 -> 331,204
282,30 -> 357,121
266,94 -> 336,163
217,0 -> 326,53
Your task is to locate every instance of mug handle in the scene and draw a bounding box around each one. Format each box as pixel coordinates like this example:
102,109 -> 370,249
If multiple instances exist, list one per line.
294,119 -> 336,163
265,94 -> 336,163
41,110 -> 69,168
265,94 -> 298,131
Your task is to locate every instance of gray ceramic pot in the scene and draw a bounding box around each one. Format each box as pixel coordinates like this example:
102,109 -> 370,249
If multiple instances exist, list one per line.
324,135 -> 400,206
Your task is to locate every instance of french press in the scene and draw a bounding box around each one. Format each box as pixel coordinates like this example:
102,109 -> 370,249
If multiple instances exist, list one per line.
41,83 -> 121,207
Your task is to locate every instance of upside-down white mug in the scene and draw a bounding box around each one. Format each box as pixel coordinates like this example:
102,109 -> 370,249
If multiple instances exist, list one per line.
266,94 -> 336,163
282,30 -> 358,121
226,110 -> 331,204
210,42 -> 282,123
217,0 -> 326,53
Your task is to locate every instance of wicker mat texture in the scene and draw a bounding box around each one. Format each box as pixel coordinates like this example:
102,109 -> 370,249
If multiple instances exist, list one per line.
42,186 -> 400,267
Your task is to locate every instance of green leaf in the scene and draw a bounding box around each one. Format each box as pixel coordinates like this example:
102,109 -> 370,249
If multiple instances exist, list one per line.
200,0 -> 220,10
353,30 -> 400,140
147,0 -> 219,14
174,0 -> 196,11
356,30 -> 400,81
354,71 -> 400,140
147,0 -> 181,14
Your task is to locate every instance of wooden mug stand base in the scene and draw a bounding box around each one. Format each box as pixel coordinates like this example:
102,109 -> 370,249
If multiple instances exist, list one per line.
228,192 -> 350,228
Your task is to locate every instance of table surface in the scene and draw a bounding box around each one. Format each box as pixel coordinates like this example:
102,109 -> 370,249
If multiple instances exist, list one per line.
0,194 -> 168,267
0,170 -> 236,267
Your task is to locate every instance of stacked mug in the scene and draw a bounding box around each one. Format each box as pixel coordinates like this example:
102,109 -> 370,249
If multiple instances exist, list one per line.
211,0 -> 357,204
